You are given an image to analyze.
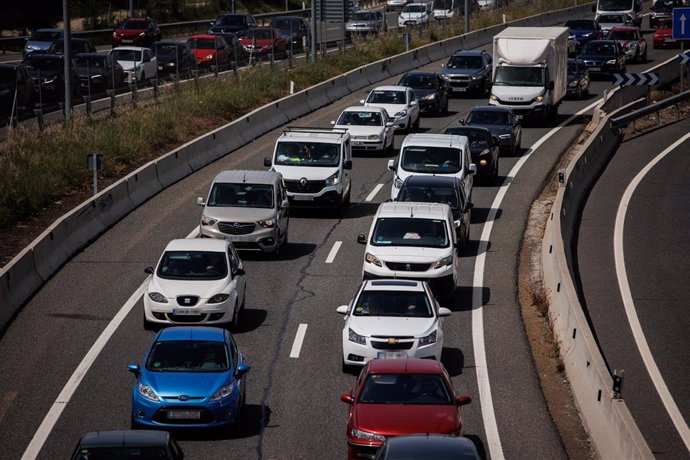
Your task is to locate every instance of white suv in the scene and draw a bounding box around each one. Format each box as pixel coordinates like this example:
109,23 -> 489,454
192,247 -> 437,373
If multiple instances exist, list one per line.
388,133 -> 475,201
357,202 -> 459,305
337,279 -> 451,370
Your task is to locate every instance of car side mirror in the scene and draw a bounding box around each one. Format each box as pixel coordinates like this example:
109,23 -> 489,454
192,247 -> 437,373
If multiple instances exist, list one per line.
387,159 -> 396,171
491,136 -> 499,146
281,198 -> 289,209
127,363 -> 140,376
144,266 -> 154,274
340,393 -> 354,404
457,395 -> 472,406
410,100 -> 417,106
236,363 -> 251,376
343,160 -> 353,170
357,234 -> 367,244
385,121 -> 395,127
233,268 -> 246,277
438,307 -> 452,317
336,305 -> 349,314
196,196 -> 205,206
330,120 -> 336,125
458,118 -> 465,125
469,163 -> 477,175
359,99 -> 365,104
264,157 -> 272,167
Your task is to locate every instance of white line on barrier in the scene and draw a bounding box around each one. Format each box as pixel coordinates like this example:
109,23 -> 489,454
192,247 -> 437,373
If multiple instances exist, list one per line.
325,241 -> 342,264
365,184 -> 384,202
290,324 -> 308,358
473,98 -> 602,460
614,132 -> 690,452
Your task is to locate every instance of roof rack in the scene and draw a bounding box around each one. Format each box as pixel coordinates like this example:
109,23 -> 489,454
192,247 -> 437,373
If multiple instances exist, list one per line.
282,126 -> 349,137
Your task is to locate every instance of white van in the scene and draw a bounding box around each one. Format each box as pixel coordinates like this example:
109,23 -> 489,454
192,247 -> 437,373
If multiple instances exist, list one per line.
357,202 -> 459,305
264,127 -> 353,209
387,133 -> 475,201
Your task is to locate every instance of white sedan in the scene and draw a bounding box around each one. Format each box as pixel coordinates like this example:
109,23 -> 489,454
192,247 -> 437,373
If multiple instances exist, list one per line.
336,279 -> 450,371
330,106 -> 397,154
108,46 -> 157,85
143,238 -> 247,329
360,85 -> 420,132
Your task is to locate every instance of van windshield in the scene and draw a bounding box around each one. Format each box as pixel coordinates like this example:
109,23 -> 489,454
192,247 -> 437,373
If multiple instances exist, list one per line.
400,146 -> 461,173
275,142 -> 340,167
207,183 -> 274,208
372,218 -> 449,248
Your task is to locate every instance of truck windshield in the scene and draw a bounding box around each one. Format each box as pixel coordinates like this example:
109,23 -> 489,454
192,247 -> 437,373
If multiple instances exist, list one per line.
401,146 -> 461,174
371,218 -> 449,248
275,142 -> 340,167
493,66 -> 543,87
598,0 -> 634,11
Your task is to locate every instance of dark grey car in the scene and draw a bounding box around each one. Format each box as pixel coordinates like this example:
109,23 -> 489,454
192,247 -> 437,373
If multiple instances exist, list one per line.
460,105 -> 522,155
441,49 -> 493,96
346,10 -> 387,35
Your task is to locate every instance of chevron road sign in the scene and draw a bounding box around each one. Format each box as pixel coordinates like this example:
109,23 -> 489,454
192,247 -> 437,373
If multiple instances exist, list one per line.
679,53 -> 690,65
611,72 -> 660,86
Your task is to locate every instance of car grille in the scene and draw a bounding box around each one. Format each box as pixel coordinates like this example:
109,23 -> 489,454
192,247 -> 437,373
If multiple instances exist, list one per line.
166,313 -> 207,323
494,97 -> 533,106
371,340 -> 414,350
583,60 -> 603,66
385,262 -> 431,272
153,406 -> 214,424
176,295 -> 199,306
218,221 -> 256,235
285,179 -> 325,193
448,75 -> 470,88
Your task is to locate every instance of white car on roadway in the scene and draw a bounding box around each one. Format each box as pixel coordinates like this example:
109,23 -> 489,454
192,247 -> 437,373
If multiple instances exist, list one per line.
108,46 -> 157,84
360,85 -> 420,132
337,279 -> 450,370
143,238 -> 247,330
331,106 -> 397,154
398,3 -> 430,27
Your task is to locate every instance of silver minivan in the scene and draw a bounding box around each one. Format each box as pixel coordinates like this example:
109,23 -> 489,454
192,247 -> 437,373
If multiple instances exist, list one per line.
197,170 -> 289,256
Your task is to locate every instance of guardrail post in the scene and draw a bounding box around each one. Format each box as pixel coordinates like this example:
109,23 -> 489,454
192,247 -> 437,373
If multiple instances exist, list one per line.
130,83 -> 137,107
152,78 -> 159,103
84,95 -> 92,117
34,108 -> 44,131
106,89 -> 116,117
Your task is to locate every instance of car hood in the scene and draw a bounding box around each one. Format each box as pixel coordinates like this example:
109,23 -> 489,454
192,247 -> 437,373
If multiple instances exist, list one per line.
141,371 -> 230,398
26,68 -> 60,79
116,60 -> 141,71
348,315 -> 437,337
240,38 -> 272,46
363,102 -> 406,117
156,54 -> 181,64
578,52 -> 616,61
334,124 -> 383,137
368,245 -> 450,262
115,29 -> 146,37
443,68 -> 483,77
148,277 -> 228,298
26,40 -> 54,50
354,403 -> 458,435
654,28 -> 672,35
202,206 -> 275,222
491,85 -> 545,102
272,164 -> 339,181
77,67 -> 106,77
411,88 -> 435,98
210,25 -> 244,33
570,29 -> 594,37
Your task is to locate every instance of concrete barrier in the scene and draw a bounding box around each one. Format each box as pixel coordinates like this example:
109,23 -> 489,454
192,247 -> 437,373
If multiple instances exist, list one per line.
31,222 -> 74,281
59,200 -> 108,255
277,90 -> 311,122
156,146 -> 195,188
344,67 -> 370,94
92,180 -> 135,233
0,248 -> 43,331
304,83 -> 332,112
324,75 -> 350,102
126,162 -> 163,207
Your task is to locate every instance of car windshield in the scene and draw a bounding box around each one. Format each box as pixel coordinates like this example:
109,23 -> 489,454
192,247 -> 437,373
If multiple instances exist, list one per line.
581,42 -> 616,55
353,290 -> 433,317
217,15 -> 245,26
146,340 -> 230,372
75,55 -> 106,67
367,90 -> 406,104
599,14 -> 626,23
598,0 -> 634,10
336,111 -> 383,126
566,20 -> 594,29
398,73 -> 435,89
444,127 -> 490,149
398,185 -> 459,208
72,447 -> 170,459
608,30 -> 636,40
493,66 -> 543,86
354,12 -> 377,20
187,38 -> 216,49
31,30 -> 61,41
372,217 -> 449,248
110,49 -> 142,62
466,110 -> 510,125
275,141 -> 340,167
446,55 -> 483,69
24,57 -> 61,71
358,373 -> 452,404
403,4 -> 428,12
270,19 -> 300,30
156,250 -> 228,280
242,29 -> 274,40
119,20 -> 147,30
207,183 -> 274,208
401,145 -> 461,173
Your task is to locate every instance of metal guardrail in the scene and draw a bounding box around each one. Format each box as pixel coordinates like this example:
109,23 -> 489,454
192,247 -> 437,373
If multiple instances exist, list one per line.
609,88 -> 690,128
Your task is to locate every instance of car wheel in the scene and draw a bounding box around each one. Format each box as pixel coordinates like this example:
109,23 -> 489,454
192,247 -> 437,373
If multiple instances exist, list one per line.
130,418 -> 141,430
272,233 -> 282,259
413,114 -> 420,130
575,84 -> 582,100
342,360 -> 357,374
230,301 -> 240,329
341,187 -> 351,209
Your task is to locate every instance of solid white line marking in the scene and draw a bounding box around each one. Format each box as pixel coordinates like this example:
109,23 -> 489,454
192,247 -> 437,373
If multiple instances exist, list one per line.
472,99 -> 601,460
290,324 -> 308,358
365,183 -> 384,202
614,132 -> 690,452
325,241 -> 342,264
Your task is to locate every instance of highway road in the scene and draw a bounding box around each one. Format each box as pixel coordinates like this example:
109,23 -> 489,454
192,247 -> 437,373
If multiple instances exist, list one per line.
577,118 -> 690,458
0,13 -> 683,460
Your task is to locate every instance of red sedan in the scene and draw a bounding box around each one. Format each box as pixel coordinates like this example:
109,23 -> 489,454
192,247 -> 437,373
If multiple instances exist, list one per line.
340,359 -> 471,460
238,27 -> 288,60
186,34 -> 234,69
112,17 -> 161,48
653,17 -> 690,49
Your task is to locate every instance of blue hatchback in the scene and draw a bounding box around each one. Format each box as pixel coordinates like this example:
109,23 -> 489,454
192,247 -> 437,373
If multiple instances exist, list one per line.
128,326 -> 250,429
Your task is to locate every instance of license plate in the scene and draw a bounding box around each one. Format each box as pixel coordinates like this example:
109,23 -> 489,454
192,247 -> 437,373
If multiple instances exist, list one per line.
353,141 -> 363,146
452,87 -> 467,92
122,39 -> 133,43
157,66 -> 163,71
167,410 -> 201,420
293,195 -> 313,201
667,39 -> 676,42
377,351 -> 406,359
172,308 -> 200,315
589,67 -> 600,71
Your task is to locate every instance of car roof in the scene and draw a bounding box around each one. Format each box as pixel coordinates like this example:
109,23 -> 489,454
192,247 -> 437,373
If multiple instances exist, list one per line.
401,174 -> 460,188
342,106 -> 386,113
376,201 -> 452,219
78,430 -> 170,448
362,279 -> 426,292
585,39 -> 617,44
401,133 -> 468,149
212,169 -> 281,185
371,85 -> 409,92
111,46 -> 150,52
469,105 -> 512,113
368,358 -> 444,373
452,49 -> 486,56
157,326 -> 227,342
383,435 -> 479,458
402,71 -> 438,77
219,12 -> 251,17
163,238 -> 229,252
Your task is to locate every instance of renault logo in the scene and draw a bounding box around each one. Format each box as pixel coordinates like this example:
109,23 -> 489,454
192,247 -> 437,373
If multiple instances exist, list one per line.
387,338 -> 399,344
179,395 -> 189,401
299,177 -> 308,188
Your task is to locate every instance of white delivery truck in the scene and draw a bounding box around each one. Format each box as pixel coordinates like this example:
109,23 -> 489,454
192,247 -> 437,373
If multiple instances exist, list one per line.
489,27 -> 568,123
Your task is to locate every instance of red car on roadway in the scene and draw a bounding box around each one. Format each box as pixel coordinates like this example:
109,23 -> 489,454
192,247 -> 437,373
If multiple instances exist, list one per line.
186,34 -> 234,69
653,17 -> 690,49
238,27 -> 288,60
340,359 -> 471,460
112,17 -> 161,48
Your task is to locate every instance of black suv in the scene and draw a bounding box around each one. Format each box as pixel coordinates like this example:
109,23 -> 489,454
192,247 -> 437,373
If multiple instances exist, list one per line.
71,430 -> 184,460
0,64 -> 35,117
269,16 -> 310,51
397,71 -> 449,114
209,13 -> 258,43
46,38 -> 97,55
441,49 -> 492,96
22,53 -> 80,103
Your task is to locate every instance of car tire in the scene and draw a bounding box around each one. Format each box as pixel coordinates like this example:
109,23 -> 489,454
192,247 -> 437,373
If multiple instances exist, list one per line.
413,114 -> 420,131
575,85 -> 582,100
230,301 -> 240,330
143,314 -> 156,331
341,187 -> 351,209
130,418 -> 141,430
342,360 -> 357,374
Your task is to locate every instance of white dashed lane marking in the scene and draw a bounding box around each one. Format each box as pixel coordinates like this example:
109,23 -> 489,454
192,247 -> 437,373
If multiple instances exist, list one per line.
290,324 -> 309,358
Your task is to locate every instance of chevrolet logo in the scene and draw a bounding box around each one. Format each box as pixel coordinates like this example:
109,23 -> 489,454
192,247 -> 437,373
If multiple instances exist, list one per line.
387,338 -> 399,344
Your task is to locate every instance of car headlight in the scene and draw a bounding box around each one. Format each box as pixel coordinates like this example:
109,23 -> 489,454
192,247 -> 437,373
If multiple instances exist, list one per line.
490,93 -> 497,101
423,93 -> 436,100
628,42 -> 638,48
351,428 -> 385,442
534,95 -> 544,103
210,383 -> 235,401
367,134 -> 381,141
394,177 -> 403,189
148,292 -> 168,303
325,171 -> 340,186
25,44 -> 34,50
419,330 -> 437,346
208,293 -> 230,304
606,59 -> 617,64
394,109 -> 407,117
43,77 -> 56,85
258,218 -> 275,228
498,133 -> 511,139
139,32 -> 145,37
138,383 -> 159,401
90,74 -> 104,80
348,327 -> 366,345
364,252 -> 382,267
201,215 -> 218,226
167,62 -> 175,67
470,74 -> 481,80
583,33 -> 591,38
205,54 -> 214,59
113,31 -> 118,38
568,80 -> 578,87
441,74 -> 450,81
434,255 -> 453,268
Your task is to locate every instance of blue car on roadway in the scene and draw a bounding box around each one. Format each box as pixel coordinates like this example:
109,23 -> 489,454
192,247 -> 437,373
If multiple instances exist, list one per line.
564,19 -> 603,49
128,326 -> 250,429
